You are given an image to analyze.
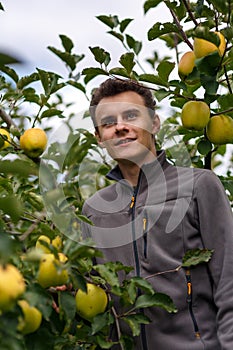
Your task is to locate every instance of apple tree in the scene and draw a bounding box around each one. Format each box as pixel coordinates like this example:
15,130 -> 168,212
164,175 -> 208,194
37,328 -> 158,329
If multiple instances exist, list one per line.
0,1 -> 232,349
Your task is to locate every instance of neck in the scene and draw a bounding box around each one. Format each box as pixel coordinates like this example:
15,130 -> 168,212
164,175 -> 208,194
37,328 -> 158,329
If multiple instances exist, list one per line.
117,149 -> 157,186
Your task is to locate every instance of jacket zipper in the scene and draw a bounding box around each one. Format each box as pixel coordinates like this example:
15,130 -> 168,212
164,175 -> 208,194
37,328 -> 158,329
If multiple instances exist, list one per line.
185,269 -> 201,339
129,186 -> 148,350
143,214 -> 148,259
129,187 -> 140,277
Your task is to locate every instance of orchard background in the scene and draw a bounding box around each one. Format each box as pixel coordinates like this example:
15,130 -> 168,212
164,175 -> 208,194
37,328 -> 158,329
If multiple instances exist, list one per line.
0,1 -> 233,349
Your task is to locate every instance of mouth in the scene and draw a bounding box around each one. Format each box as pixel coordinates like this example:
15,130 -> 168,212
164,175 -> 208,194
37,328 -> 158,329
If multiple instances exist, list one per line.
115,138 -> 136,146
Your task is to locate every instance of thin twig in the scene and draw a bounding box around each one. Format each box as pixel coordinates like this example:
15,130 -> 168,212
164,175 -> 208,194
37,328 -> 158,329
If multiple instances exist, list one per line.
145,265 -> 182,280
19,212 -> 46,241
169,8 -> 193,50
213,106 -> 233,116
108,293 -> 124,350
0,108 -> 18,129
224,65 -> 233,94
181,0 -> 199,27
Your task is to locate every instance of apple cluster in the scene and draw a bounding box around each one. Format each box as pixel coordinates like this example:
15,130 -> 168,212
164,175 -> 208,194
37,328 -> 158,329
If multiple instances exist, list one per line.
178,31 -> 233,145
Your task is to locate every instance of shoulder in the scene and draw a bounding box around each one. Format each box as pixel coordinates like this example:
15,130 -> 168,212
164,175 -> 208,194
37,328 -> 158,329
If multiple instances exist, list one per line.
82,183 -> 118,216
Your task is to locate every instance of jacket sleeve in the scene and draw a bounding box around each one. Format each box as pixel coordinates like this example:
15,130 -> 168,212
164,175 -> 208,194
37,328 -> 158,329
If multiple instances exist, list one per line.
195,170 -> 233,348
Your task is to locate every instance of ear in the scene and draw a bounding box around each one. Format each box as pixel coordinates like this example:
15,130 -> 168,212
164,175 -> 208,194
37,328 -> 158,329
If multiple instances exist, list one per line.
95,130 -> 105,148
152,113 -> 160,135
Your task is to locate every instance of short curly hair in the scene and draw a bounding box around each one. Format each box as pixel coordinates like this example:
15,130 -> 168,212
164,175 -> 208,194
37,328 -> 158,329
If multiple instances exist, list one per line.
89,78 -> 156,127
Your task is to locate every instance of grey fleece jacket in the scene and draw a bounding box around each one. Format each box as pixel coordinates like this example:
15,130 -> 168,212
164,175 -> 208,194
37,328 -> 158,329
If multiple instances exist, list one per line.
82,150 -> 233,350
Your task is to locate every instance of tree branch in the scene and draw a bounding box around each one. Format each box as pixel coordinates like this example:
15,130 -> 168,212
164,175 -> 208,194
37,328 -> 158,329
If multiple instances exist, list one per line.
181,0 -> 199,27
0,108 -> 18,129
169,8 -> 193,50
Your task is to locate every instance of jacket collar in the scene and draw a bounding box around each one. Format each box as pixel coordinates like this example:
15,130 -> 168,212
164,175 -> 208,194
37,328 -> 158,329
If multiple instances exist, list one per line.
106,149 -> 168,182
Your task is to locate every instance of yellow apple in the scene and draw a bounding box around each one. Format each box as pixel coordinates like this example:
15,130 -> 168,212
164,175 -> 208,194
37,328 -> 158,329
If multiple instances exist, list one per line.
178,51 -> 196,79
20,128 -> 47,158
206,115 -> 233,145
17,300 -> 42,335
75,283 -> 108,321
0,128 -> 11,150
0,264 -> 26,311
51,235 -> 63,251
37,253 -> 69,288
181,100 -> 210,130
194,32 -> 226,59
35,235 -> 51,254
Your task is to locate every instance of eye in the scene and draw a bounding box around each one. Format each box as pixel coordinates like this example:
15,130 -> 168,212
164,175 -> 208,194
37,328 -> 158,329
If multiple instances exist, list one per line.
101,116 -> 116,127
125,111 -> 138,120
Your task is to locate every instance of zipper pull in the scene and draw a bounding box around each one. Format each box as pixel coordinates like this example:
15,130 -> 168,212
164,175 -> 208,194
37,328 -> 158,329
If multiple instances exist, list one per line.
143,218 -> 147,231
130,195 -> 135,209
185,269 -> 192,302
143,217 -> 148,259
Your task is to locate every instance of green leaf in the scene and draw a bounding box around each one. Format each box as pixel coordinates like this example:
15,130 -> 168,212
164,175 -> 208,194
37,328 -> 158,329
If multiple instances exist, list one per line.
120,18 -> 134,33
0,159 -> 39,177
197,139 -> 212,155
220,178 -> 233,196
94,262 -> 133,287
200,74 -> 219,95
138,73 -> 168,87
135,293 -> 177,313
40,108 -> 63,119
94,264 -> 120,287
157,60 -> 175,82
47,46 -> 79,71
126,35 -> 142,55
148,22 -> 179,41
130,277 -> 155,295
96,334 -> 118,349
209,0 -> 229,13
91,312 -> 114,335
59,291 -> 76,321
17,72 -> 39,90
123,313 -> 151,336
0,65 -> 19,83
144,0 -> 163,14
89,46 -> 111,65
67,80 -> 86,94
154,88 -> 171,101
107,30 -> 124,42
37,68 -> 50,95
195,51 -> 221,76
109,67 -> 131,78
119,52 -> 135,74
194,26 -> 221,46
217,94 -> 233,116
0,195 -> 23,223
59,34 -> 74,53
96,15 -> 119,29
182,249 -> 214,267
0,52 -> 22,65
82,67 -> 109,84
22,87 -> 40,103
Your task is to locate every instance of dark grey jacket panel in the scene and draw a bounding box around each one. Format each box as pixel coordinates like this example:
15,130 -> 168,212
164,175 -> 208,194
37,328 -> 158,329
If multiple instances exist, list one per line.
82,150 -> 233,349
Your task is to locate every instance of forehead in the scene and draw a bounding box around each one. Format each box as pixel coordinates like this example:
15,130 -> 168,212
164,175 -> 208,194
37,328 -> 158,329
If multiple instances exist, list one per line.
95,91 -> 146,118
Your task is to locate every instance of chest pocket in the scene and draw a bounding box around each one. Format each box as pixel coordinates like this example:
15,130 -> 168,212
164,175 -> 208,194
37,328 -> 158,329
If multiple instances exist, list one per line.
137,198 -> 188,266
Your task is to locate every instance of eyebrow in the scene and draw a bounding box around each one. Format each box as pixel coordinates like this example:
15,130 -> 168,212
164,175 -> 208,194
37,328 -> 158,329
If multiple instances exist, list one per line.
100,107 -> 140,120
122,108 -> 140,116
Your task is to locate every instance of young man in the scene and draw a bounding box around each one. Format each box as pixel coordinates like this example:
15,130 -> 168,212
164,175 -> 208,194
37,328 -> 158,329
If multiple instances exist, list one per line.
82,78 -> 233,349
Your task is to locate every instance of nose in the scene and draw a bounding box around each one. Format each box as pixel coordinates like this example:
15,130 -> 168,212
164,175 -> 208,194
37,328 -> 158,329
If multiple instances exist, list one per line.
115,118 -> 129,134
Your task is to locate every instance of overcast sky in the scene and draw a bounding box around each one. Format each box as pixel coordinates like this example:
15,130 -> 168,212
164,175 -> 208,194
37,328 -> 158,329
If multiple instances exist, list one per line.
1,1 -> 170,76
1,1 -> 173,115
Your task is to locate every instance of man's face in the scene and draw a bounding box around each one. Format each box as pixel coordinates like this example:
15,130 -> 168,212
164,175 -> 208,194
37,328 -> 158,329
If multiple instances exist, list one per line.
95,91 -> 160,165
